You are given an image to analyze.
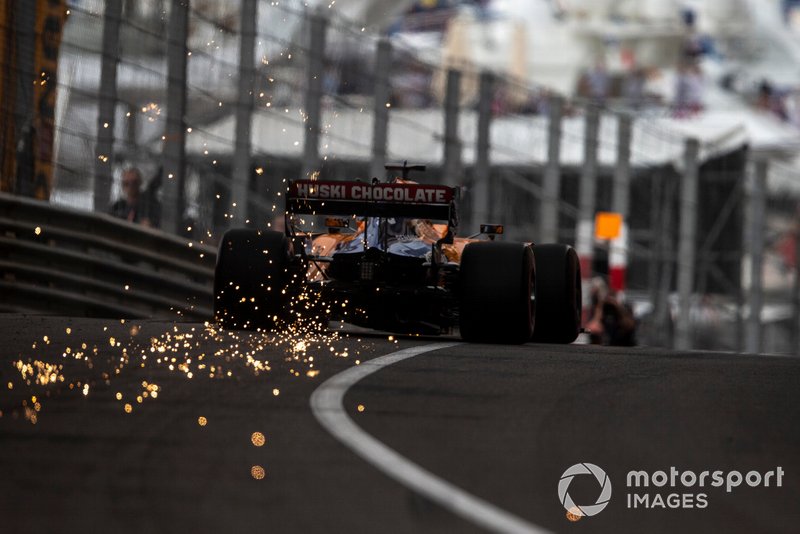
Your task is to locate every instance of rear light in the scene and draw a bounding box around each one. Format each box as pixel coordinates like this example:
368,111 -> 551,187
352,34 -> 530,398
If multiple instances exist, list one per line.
360,261 -> 375,281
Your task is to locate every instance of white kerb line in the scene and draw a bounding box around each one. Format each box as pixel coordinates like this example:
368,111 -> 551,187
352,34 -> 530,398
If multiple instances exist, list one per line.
310,342 -> 552,534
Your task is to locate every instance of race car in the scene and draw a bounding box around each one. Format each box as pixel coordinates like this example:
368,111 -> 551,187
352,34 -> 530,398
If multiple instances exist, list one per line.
213,164 -> 581,344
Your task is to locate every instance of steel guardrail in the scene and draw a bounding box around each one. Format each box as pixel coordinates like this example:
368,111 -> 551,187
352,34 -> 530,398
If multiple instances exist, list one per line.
0,193 -> 217,320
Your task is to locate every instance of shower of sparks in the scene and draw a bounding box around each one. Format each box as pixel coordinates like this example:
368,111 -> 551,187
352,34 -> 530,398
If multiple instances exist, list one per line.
2,277 -> 370,426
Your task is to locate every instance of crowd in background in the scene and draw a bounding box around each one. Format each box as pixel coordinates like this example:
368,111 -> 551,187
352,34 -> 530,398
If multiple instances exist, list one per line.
346,3 -> 800,127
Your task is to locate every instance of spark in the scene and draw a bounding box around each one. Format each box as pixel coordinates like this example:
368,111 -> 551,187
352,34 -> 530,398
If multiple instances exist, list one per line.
251,432 -> 266,447
251,465 -> 266,480
3,285 -> 368,427
566,507 -> 583,522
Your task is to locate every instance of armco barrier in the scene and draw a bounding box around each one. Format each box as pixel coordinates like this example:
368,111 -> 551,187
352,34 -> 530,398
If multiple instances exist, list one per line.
0,193 -> 217,320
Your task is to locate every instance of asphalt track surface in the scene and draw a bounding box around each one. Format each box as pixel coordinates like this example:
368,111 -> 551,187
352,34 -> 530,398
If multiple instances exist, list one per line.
0,315 -> 798,534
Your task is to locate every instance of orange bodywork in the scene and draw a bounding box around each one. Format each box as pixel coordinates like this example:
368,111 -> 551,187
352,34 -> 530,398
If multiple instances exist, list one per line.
308,220 -> 476,281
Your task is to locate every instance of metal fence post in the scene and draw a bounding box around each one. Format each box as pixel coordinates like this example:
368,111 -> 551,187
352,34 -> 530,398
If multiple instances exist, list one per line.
493,169 -> 508,227
370,38 -> 392,180
539,94 -> 563,244
576,104 -> 600,315
471,71 -> 493,232
162,0 -> 189,234
745,158 -> 767,354
654,173 -> 677,348
230,0 -> 257,225
93,0 -> 122,212
675,138 -> 700,351
125,103 -> 138,150
793,204 -> 800,355
442,68 -> 462,186
648,169 -> 663,332
301,12 -> 327,180
610,112 -> 632,292
13,2 -> 36,196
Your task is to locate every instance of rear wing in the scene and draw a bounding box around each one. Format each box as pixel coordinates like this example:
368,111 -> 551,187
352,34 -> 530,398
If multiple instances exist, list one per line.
287,180 -> 456,220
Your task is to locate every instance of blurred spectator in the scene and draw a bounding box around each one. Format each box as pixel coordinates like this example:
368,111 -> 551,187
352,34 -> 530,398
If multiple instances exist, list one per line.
601,292 -> 637,346
673,62 -> 704,117
578,57 -> 610,105
491,84 -> 510,116
623,66 -> 647,109
682,28 -> 703,60
673,7 -> 711,118
756,80 -> 789,122
109,167 -> 159,227
586,277 -> 636,346
681,8 -> 715,60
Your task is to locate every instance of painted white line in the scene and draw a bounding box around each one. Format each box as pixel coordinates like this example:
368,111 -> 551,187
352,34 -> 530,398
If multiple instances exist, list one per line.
310,342 -> 552,534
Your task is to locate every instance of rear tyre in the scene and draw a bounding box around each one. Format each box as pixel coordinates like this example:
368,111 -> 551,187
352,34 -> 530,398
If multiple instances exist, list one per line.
459,242 -> 535,344
531,244 -> 581,344
214,229 -> 293,331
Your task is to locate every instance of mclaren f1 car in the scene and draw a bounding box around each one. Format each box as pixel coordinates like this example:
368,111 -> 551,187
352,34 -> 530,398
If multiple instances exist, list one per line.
213,164 -> 581,343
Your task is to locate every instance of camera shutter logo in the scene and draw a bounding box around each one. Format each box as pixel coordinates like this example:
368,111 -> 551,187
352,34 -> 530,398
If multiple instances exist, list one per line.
558,463 -> 612,517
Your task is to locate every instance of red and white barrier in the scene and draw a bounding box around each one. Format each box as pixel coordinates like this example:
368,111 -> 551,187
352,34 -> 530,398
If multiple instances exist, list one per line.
608,223 -> 628,293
